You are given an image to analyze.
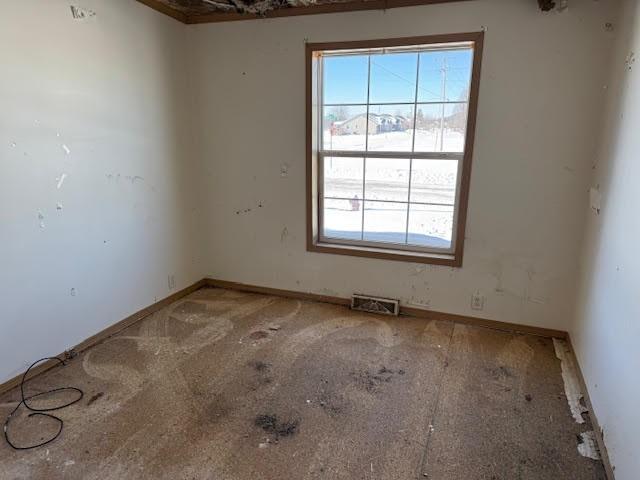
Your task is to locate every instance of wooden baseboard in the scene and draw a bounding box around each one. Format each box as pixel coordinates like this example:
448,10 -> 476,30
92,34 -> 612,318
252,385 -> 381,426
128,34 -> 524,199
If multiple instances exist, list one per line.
0,277 -> 568,396
566,335 -> 615,480
0,279 -> 206,396
204,278 -> 568,339
205,278 -> 351,307
401,305 -> 567,339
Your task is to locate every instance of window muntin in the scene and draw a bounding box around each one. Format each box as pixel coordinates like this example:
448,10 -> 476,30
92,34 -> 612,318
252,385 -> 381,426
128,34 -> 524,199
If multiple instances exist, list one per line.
317,42 -> 474,254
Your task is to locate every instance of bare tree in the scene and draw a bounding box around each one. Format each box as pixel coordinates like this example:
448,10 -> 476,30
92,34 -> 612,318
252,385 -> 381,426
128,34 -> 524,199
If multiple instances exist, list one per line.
329,105 -> 351,122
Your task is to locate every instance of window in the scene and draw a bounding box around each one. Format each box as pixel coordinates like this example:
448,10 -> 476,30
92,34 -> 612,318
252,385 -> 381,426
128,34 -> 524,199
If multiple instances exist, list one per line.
306,33 -> 483,266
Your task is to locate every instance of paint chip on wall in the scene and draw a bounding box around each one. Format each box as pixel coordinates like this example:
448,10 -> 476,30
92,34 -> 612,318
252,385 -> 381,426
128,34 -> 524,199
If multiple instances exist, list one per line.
589,187 -> 601,215
57,174 -> 68,189
70,5 -> 96,20
625,52 -> 636,71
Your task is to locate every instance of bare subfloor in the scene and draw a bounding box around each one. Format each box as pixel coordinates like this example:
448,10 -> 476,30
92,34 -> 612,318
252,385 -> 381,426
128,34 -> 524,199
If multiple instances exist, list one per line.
0,288 -> 605,479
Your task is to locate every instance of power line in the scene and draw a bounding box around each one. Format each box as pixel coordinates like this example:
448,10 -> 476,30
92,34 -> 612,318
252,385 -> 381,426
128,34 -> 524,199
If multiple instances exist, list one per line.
370,59 -> 453,102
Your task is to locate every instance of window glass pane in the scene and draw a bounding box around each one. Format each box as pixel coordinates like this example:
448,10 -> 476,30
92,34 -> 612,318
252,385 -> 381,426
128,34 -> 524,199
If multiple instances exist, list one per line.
323,105 -> 367,151
316,43 -> 475,255
407,204 -> 454,248
369,52 -> 418,104
363,201 -> 408,244
410,159 -> 458,205
418,49 -> 473,103
323,198 -> 362,241
323,55 -> 369,104
364,158 -> 410,202
367,104 -> 414,152
323,157 -> 364,199
414,103 -> 467,152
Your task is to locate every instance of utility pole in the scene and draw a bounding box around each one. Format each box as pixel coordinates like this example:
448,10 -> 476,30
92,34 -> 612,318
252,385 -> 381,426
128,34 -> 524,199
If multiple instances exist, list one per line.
439,57 -> 447,152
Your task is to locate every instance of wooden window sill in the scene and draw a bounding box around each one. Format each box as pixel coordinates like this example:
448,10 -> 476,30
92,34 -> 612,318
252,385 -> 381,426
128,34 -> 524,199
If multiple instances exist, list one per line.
308,241 -> 461,267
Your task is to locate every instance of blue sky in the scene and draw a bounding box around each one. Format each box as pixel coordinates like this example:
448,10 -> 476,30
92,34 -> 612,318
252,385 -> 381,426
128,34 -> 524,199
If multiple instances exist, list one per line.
323,49 -> 473,105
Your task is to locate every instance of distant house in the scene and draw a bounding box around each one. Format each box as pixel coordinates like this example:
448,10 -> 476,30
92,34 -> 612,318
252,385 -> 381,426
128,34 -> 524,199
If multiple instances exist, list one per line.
333,113 -> 411,136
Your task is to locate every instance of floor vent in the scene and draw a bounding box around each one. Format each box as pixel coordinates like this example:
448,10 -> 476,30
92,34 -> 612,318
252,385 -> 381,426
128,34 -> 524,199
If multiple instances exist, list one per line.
351,294 -> 400,316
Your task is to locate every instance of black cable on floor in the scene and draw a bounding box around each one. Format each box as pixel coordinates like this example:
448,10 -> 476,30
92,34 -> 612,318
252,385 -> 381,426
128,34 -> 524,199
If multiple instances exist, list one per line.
3,357 -> 83,450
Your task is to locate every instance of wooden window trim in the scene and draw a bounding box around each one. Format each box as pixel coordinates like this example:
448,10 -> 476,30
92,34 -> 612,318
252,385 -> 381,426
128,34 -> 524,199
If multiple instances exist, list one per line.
306,32 -> 484,267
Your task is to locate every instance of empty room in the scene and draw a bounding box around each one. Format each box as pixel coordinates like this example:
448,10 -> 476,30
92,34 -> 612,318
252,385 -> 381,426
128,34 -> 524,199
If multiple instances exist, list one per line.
0,0 -> 638,478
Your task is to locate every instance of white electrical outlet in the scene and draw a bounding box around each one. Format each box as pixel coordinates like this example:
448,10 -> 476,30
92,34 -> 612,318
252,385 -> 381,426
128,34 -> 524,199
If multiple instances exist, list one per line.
471,292 -> 485,311
168,274 -> 176,290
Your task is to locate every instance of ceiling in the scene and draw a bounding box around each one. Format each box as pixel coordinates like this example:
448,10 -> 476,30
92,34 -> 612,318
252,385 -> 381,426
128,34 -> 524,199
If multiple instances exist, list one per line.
135,0 -> 468,24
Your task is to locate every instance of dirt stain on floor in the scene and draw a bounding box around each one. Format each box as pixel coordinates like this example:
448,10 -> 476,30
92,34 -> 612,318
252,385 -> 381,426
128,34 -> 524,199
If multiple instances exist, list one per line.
86,392 -> 104,406
349,365 -> 406,393
249,330 -> 269,340
248,360 -> 270,372
254,414 -> 300,439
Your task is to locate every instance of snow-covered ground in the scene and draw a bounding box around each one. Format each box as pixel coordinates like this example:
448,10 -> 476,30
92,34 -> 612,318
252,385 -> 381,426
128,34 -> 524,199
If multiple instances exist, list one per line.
322,163 -> 455,248
320,130 -> 460,249
322,129 -> 465,153
323,202 -> 452,248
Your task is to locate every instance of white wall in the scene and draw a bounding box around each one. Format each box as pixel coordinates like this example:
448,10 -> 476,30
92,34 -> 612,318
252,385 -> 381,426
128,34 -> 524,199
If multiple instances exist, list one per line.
571,0 -> 640,478
2,0 -> 634,468
0,0 -> 203,384
190,0 -> 618,331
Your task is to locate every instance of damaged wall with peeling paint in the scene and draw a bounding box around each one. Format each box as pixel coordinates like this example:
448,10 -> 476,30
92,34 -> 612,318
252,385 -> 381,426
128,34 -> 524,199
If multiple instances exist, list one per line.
189,0 -> 618,331
572,0 -> 640,478
0,0 -> 203,384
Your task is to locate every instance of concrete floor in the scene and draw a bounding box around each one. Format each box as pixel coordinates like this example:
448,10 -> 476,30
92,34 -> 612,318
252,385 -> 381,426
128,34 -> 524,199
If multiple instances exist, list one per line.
0,287 -> 605,479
